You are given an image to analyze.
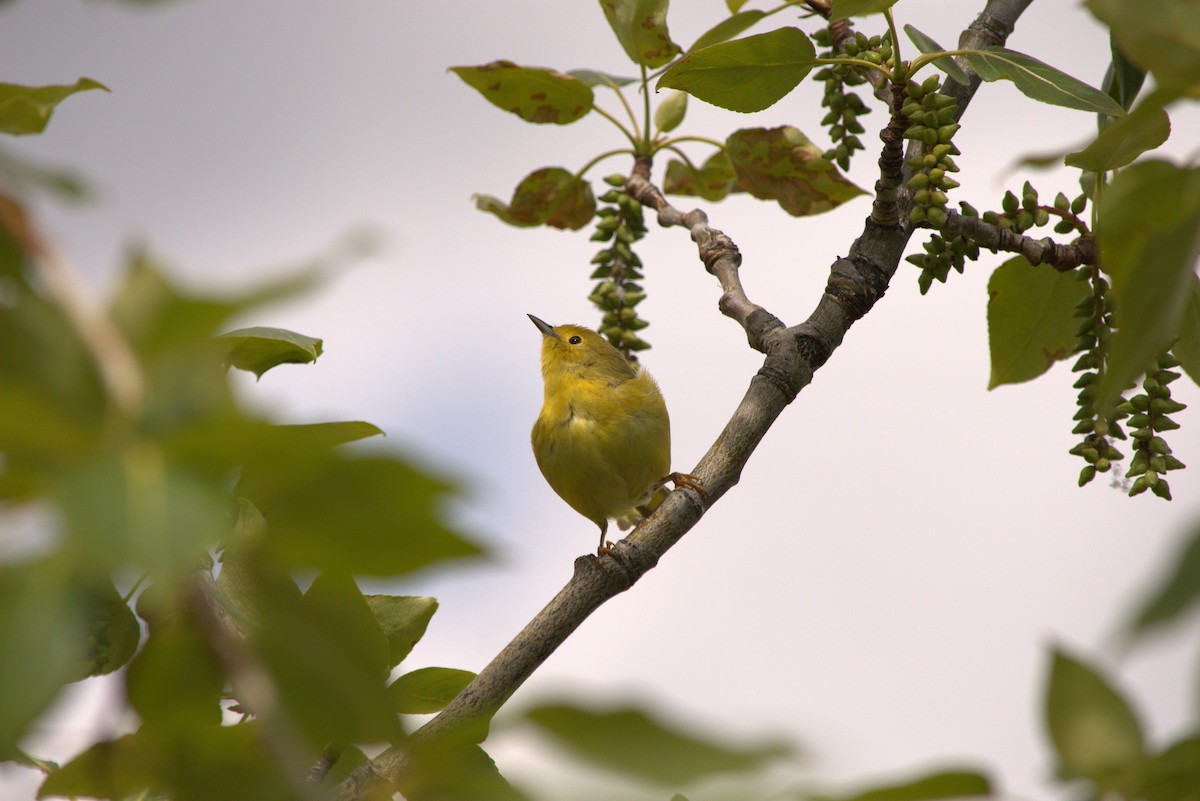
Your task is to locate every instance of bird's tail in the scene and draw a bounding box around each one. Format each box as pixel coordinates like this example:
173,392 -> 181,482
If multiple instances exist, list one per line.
614,484 -> 671,531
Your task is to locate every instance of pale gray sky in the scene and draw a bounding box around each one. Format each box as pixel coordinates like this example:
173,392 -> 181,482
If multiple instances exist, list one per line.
2,2 -> 1198,800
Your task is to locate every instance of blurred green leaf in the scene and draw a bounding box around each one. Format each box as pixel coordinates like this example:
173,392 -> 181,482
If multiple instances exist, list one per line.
1171,276 -> 1200,386
688,10 -> 765,53
390,667 -> 476,714
1095,161 -> 1200,413
402,742 -> 529,801
904,25 -> 971,85
0,78 -> 107,136
450,62 -> 593,125
524,701 -> 788,786
238,449 -> 482,576
0,146 -> 92,201
654,90 -> 688,133
810,768 -> 992,801
963,48 -> 1128,116
664,151 -> 739,201
474,167 -> 596,230
566,69 -> 638,88
216,499 -> 303,629
1087,0 -> 1200,96
1065,95 -> 1170,171
218,326 -> 322,378
126,615 -> 224,732
0,559 -> 93,756
1101,36 -> 1147,120
1140,736 -> 1200,801
1045,647 -> 1145,786
725,126 -> 865,215
986,256 -> 1089,389
658,27 -> 816,113
1126,521 -> 1200,636
366,594 -> 439,668
70,576 -> 140,680
39,724 -> 296,801
599,0 -> 680,68
831,0 -> 899,21
254,571 -> 400,749
55,452 -> 230,572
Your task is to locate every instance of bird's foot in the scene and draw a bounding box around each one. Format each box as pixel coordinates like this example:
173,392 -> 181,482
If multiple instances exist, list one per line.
667,471 -> 708,497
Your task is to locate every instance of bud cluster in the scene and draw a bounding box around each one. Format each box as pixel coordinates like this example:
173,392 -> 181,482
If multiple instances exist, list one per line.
1070,266 -> 1126,487
1118,353 -> 1187,499
903,74 -> 961,232
589,174 -> 651,358
812,27 -> 875,170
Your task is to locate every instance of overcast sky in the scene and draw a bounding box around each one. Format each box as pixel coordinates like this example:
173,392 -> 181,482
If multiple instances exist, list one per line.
2,2 -> 1198,800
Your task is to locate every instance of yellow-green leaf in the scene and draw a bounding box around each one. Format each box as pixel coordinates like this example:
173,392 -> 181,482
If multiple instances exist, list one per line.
450,62 -> 593,125
1045,647 -> 1145,785
599,0 -> 681,68
0,78 -> 107,136
474,167 -> 595,230
658,27 -> 816,113
218,326 -> 322,378
831,0 -> 899,21
390,667 -> 476,714
1087,0 -> 1200,96
986,256 -> 1089,389
963,47 -> 1128,116
725,126 -> 865,215
810,768 -> 992,801
664,151 -> 740,201
1065,94 -> 1171,171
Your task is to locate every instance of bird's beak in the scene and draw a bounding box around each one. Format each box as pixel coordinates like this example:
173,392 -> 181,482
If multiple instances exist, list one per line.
528,314 -> 558,339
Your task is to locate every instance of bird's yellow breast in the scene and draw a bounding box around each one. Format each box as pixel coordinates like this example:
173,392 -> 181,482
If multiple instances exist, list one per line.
531,369 -> 671,530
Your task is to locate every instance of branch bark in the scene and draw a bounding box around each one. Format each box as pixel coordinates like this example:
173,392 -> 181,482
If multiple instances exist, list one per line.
334,1 -> 1035,798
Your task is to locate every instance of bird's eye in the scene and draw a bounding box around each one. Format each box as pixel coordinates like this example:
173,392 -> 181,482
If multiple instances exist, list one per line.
569,335 -> 582,345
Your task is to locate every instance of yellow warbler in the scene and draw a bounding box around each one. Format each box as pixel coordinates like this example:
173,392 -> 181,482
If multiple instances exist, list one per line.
529,314 -> 698,553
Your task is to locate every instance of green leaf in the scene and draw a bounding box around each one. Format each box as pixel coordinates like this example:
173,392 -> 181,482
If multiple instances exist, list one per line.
831,0 -> 899,21
237,450 -> 482,576
1065,96 -> 1170,171
55,454 -> 230,573
688,10 -> 766,53
401,743 -> 530,801
69,577 -> 141,680
962,47 -> 1128,116
904,25 -> 970,86
0,146 -> 93,201
0,78 -> 107,136
1094,161 -> 1200,413
217,326 -> 322,378
1141,736 -> 1200,801
1126,521 -> 1200,636
1045,647 -> 1145,785
1102,35 -> 1147,116
216,498 -> 304,629
986,256 -> 1090,389
254,571 -> 400,749
126,618 -> 224,733
390,667 -> 476,714
523,701 -> 788,786
449,62 -> 593,125
1171,276 -> 1200,386
0,559 -> 93,756
725,126 -> 865,215
664,150 -> 739,201
811,768 -> 992,801
474,167 -> 596,230
1087,0 -> 1200,97
654,90 -> 688,133
566,69 -> 637,88
599,0 -> 681,68
39,724 -> 295,801
657,27 -> 816,113
366,594 -> 439,668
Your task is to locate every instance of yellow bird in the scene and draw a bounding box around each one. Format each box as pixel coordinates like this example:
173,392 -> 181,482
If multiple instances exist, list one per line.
529,314 -> 699,554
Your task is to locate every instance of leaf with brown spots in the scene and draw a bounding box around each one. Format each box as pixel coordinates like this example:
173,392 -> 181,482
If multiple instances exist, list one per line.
450,61 -> 593,125
725,126 -> 864,216
474,167 -> 596,230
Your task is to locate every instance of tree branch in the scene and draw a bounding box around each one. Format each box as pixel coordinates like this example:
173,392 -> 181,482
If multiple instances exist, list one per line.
939,209 -> 1097,269
334,2 -> 1035,798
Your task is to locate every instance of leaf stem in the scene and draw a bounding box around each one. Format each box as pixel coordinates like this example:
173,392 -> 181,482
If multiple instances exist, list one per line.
575,148 -> 637,180
640,64 -> 652,150
592,104 -> 642,151
815,55 -> 892,79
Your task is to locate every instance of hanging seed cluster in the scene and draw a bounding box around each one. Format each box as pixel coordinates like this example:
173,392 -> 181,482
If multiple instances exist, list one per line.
907,201 -> 981,294
1070,265 -> 1127,487
589,175 -> 651,360
1118,354 -> 1187,499
812,27 -> 874,171
904,74 -> 961,230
